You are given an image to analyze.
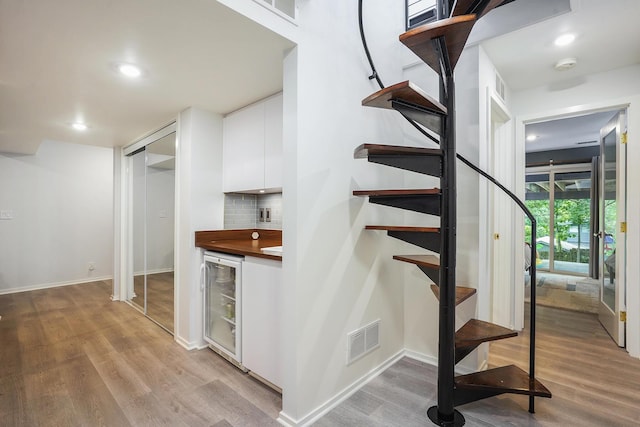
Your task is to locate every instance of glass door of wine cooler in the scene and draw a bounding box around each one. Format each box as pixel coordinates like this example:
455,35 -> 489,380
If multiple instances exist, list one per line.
203,252 -> 243,362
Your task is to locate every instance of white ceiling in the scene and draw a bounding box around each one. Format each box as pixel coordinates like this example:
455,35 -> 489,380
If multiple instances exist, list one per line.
525,110 -> 617,153
482,0 -> 640,92
482,0 -> 640,153
3,1 -> 639,156
0,0 -> 294,154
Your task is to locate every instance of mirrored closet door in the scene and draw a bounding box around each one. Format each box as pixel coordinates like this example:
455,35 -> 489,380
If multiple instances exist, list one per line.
125,126 -> 176,333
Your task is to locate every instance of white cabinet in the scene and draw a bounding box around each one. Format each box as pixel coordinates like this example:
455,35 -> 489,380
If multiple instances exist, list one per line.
242,256 -> 282,388
223,93 -> 283,193
264,94 -> 283,190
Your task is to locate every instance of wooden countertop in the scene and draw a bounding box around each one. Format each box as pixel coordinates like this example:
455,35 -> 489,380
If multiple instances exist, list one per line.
195,229 -> 282,261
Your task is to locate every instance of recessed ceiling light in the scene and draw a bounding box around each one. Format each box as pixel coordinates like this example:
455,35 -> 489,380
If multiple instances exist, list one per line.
554,34 -> 575,47
71,122 -> 88,131
259,189 -> 266,193
118,63 -> 142,78
526,135 -> 537,142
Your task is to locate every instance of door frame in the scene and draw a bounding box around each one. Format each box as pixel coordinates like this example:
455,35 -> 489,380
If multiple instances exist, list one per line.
515,100 -> 635,354
116,122 -> 177,333
488,93 -> 516,329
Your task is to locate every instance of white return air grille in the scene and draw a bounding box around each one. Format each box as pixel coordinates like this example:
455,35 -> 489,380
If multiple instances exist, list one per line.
495,72 -> 506,102
407,0 -> 437,29
347,319 -> 380,365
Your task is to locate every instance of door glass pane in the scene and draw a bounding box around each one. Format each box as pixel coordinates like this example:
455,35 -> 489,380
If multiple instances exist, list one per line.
525,173 -> 550,270
130,150 -> 146,309
602,130 -> 617,311
552,171 -> 591,275
145,132 -> 176,332
204,261 -> 238,354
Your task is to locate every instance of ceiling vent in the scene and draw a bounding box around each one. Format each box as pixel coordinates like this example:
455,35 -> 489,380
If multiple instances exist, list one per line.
347,319 -> 380,365
555,57 -> 577,71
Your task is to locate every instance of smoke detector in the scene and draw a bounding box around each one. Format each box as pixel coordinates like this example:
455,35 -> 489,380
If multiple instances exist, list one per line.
555,57 -> 577,71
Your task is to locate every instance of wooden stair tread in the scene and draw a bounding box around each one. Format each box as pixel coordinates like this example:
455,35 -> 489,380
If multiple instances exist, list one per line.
393,254 -> 439,269
456,319 -> 517,347
452,0 -> 505,19
353,189 -> 440,197
365,225 -> 439,233
362,81 -> 446,115
430,284 -> 476,306
354,143 -> 443,159
400,14 -> 476,75
455,365 -> 552,398
354,143 -> 444,177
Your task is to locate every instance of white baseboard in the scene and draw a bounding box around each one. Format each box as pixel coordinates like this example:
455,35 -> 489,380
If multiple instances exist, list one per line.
277,347 -> 489,426
133,268 -> 174,277
277,411 -> 298,427
404,349 -> 439,367
405,349 -> 484,375
175,334 -> 208,351
0,275 -> 113,296
277,349 -> 405,427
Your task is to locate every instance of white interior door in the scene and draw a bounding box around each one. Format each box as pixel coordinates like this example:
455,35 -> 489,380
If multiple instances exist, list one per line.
489,97 -> 514,328
598,111 -> 626,346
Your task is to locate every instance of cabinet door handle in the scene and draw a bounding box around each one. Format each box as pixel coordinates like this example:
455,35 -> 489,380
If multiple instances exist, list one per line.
200,263 -> 206,291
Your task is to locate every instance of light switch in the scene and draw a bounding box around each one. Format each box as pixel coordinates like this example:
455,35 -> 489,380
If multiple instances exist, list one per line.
259,208 -> 265,222
265,208 -> 271,222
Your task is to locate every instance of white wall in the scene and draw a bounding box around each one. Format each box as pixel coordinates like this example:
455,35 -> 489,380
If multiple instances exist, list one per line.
511,63 -> 640,358
0,140 -> 113,293
279,1 -> 409,423
174,107 -> 225,349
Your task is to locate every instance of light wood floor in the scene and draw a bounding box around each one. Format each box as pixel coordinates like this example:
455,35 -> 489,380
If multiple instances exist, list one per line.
316,304 -> 640,426
4,282 -> 640,426
0,280 -> 281,426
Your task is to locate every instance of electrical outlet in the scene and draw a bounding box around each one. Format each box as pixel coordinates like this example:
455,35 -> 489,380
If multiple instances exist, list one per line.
259,208 -> 265,222
265,208 -> 271,222
88,262 -> 96,271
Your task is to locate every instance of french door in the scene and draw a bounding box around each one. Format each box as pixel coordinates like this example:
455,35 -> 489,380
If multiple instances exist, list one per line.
525,164 -> 593,275
597,112 -> 627,346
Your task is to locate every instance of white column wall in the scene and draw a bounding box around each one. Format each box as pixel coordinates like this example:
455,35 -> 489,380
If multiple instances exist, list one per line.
0,140 -> 113,293
511,64 -> 640,358
175,107 -> 224,349
280,1 -> 409,423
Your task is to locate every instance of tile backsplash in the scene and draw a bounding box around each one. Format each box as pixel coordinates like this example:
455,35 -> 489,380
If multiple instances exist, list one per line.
224,193 -> 282,230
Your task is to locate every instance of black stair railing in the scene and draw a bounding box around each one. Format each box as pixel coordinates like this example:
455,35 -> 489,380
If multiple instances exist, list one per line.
358,0 -> 541,420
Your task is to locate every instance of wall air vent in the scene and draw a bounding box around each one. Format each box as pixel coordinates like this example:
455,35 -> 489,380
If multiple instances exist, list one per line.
347,319 -> 381,365
495,72 -> 506,102
407,0 -> 437,30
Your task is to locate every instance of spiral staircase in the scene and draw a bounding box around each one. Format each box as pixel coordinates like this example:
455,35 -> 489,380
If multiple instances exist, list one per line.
355,1 -> 551,425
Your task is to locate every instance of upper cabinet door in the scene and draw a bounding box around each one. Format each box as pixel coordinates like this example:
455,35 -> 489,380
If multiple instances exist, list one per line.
264,93 -> 283,191
223,101 -> 266,193
223,93 -> 283,193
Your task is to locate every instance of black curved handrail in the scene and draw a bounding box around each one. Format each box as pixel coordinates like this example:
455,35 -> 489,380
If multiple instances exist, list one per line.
358,0 -> 384,88
358,0 -> 539,413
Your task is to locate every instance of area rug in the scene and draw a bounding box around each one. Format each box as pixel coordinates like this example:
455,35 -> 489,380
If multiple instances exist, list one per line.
524,272 -> 599,313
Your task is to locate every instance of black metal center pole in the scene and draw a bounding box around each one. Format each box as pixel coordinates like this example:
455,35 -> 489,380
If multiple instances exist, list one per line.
428,32 -> 464,427
428,1 -> 463,424
529,221 -> 537,413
